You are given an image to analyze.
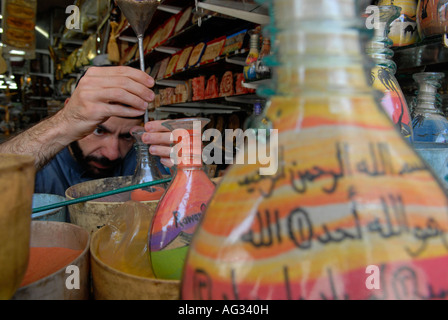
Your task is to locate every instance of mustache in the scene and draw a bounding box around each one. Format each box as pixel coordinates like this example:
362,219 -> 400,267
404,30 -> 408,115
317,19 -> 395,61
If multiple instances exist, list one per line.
85,155 -> 122,168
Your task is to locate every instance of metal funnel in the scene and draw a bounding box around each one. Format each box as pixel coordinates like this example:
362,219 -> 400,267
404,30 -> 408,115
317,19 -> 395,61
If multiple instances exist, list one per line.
115,0 -> 163,123
116,0 -> 161,38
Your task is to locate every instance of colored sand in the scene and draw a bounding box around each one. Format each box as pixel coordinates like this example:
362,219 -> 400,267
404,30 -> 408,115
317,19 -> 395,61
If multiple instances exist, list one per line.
20,247 -> 83,287
131,186 -> 165,201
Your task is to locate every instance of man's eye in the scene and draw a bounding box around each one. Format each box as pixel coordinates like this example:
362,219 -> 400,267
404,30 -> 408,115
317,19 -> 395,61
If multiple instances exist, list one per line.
93,128 -> 105,136
121,134 -> 133,141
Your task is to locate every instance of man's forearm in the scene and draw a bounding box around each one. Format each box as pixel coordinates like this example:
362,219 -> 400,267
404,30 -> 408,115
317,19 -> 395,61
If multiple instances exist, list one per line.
0,112 -> 75,170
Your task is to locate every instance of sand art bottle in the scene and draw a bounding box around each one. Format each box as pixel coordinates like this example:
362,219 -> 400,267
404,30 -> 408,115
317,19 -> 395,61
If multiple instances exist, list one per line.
366,4 -> 413,142
149,118 -> 215,280
412,72 -> 448,143
181,0 -> 448,300
377,0 -> 419,47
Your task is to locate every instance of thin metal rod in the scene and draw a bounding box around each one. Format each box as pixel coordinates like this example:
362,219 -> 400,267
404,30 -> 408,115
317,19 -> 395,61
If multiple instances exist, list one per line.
32,177 -> 172,214
138,35 -> 149,124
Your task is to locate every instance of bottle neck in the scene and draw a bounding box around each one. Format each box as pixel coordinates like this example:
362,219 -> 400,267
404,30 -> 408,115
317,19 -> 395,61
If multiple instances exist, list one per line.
365,5 -> 400,75
249,34 -> 259,52
413,73 -> 445,114
263,0 -> 384,131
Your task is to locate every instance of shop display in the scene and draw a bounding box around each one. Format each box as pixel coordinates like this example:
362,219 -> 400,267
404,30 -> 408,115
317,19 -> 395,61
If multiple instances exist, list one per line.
417,0 -> 448,38
174,81 -> 191,103
165,53 -> 181,76
149,118 -> 215,280
147,26 -> 163,52
204,75 -> 219,99
222,29 -> 248,56
188,42 -> 207,67
219,71 -> 235,97
159,15 -> 177,45
156,57 -> 170,80
412,72 -> 448,142
181,0 -> 448,300
200,36 -> 226,64
174,6 -> 193,34
377,0 -> 419,46
192,76 -> 206,101
175,46 -> 193,72
235,73 -> 255,95
366,4 -> 413,142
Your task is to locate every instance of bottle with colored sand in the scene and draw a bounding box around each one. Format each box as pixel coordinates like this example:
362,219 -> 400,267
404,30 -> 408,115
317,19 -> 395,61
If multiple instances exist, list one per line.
149,118 -> 215,280
365,4 -> 413,143
181,0 -> 448,300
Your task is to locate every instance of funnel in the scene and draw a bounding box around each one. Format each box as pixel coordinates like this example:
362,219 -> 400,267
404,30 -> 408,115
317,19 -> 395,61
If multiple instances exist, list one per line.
116,0 -> 163,122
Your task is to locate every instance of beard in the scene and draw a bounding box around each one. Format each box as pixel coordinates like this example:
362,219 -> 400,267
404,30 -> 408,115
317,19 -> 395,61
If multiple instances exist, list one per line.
69,141 -> 123,179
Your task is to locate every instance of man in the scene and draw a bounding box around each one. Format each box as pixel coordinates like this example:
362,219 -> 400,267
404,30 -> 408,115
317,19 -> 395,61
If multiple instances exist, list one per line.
0,66 -> 172,196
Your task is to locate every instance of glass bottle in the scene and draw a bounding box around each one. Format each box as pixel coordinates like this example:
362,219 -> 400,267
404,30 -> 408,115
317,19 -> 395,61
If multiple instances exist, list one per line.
181,0 -> 448,300
243,33 -> 260,82
377,0 -> 419,47
366,4 -> 413,143
412,72 -> 448,143
149,118 -> 215,280
256,37 -> 272,80
130,129 -> 166,201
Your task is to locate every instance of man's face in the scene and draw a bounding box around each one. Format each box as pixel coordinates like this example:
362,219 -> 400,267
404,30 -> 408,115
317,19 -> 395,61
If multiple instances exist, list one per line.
70,117 -> 141,178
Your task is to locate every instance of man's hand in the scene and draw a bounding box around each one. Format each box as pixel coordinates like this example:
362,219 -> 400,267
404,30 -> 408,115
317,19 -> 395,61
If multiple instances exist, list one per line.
140,120 -> 174,168
58,66 -> 155,141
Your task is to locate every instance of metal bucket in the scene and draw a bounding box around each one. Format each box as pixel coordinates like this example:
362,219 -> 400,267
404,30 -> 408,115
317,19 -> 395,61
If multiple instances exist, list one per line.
413,142 -> 448,190
90,226 -> 180,300
31,193 -> 67,222
65,176 -> 160,234
12,221 -> 90,300
0,154 -> 35,300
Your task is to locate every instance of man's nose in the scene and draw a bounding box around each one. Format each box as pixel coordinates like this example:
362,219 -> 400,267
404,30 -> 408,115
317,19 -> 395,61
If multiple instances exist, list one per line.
101,137 -> 120,161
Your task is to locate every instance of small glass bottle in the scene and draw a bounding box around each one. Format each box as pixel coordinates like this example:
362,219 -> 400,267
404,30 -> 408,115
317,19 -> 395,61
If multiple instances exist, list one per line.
130,129 -> 166,201
149,118 -> 215,280
412,72 -> 448,143
243,33 -> 260,82
256,37 -> 272,80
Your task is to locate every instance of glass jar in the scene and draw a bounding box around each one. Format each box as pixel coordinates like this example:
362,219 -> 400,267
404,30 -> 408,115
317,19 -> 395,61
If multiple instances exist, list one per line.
149,118 -> 215,280
130,129 -> 166,201
366,4 -> 413,142
181,0 -> 448,300
417,0 -> 448,39
412,72 -> 448,143
377,0 -> 419,46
